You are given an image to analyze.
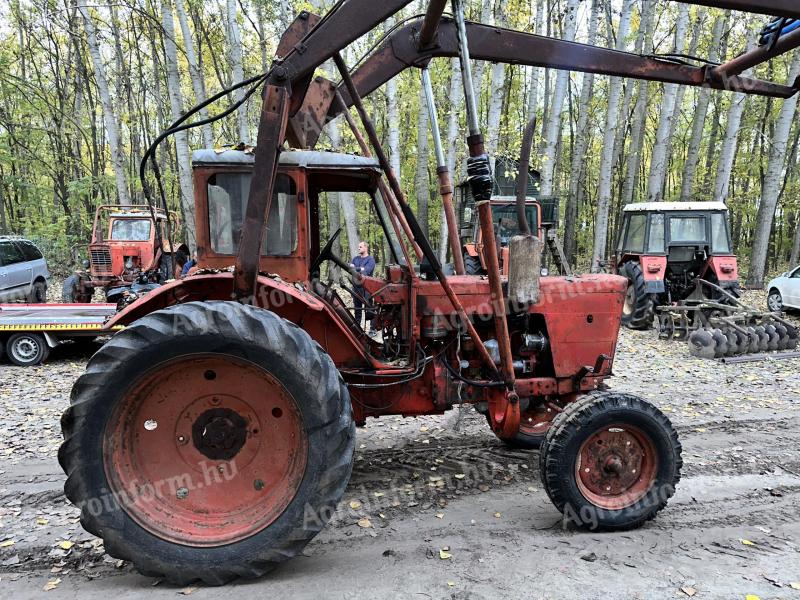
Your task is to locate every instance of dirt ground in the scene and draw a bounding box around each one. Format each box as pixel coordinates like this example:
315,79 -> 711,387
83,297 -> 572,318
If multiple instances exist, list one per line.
1,293 -> 799,599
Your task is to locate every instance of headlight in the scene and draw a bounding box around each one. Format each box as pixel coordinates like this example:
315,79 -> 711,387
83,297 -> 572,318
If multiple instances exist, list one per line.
125,257 -> 134,270
540,267 -> 549,277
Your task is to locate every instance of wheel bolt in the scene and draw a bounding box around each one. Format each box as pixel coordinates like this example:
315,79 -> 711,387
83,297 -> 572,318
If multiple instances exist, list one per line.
176,487 -> 189,499
177,435 -> 188,445
254,479 -> 265,491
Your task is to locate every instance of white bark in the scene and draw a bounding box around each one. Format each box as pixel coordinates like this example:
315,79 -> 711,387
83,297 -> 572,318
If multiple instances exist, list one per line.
680,13 -> 727,201
645,5 -> 690,202
564,0 -> 600,263
747,53 -> 800,287
175,0 -> 213,148
526,0 -> 545,124
77,0 -> 131,205
620,0 -> 657,209
327,117 -> 360,259
226,0 -> 248,143
591,0 -> 636,272
386,19 -> 401,178
713,36 -> 758,203
161,0 -> 196,249
539,0 -> 580,196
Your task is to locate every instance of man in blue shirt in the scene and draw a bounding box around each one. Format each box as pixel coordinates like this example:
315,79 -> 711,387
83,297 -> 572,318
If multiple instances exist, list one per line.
350,241 -> 376,335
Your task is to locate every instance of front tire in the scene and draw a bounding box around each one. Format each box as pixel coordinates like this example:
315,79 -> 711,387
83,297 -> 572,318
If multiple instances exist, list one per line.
59,301 -> 355,585
28,279 -> 47,303
620,261 -> 655,330
539,391 -> 681,530
464,254 -> 483,275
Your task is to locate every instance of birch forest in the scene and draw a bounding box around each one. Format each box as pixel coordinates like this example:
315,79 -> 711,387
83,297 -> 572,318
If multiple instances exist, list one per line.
1,0 -> 799,287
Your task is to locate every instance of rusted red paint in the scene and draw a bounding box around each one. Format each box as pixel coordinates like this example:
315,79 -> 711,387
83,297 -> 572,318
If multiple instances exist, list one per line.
707,255 -> 739,282
575,424 -> 658,510
103,354 -> 308,546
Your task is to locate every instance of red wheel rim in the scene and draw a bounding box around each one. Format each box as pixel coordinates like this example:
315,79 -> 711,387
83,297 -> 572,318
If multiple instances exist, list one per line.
103,354 -> 308,547
575,424 -> 657,510
518,407 -> 554,437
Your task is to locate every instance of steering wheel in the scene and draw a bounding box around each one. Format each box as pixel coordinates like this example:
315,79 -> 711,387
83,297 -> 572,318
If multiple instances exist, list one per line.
310,228 -> 353,281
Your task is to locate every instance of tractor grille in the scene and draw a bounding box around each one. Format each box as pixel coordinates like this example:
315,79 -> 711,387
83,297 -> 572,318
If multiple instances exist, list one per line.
90,248 -> 113,274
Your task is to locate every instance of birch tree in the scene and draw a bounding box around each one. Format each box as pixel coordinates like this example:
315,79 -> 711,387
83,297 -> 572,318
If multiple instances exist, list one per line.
713,36 -> 757,203
415,84 -> 430,239
645,5 -> 690,202
175,0 -> 213,148
226,0 -> 248,143
620,0 -> 657,209
76,0 -> 131,205
439,60 -> 463,264
539,0 -> 580,196
746,53 -> 800,287
160,0 -> 196,248
564,0 -> 600,264
680,13 -> 726,201
591,0 -> 636,272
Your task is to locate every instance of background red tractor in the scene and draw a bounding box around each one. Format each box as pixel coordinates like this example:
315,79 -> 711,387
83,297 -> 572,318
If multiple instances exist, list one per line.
63,205 -> 186,303
614,202 -> 740,329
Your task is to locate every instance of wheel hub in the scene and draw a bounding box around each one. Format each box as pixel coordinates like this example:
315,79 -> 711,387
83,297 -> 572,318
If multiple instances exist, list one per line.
576,425 -> 657,510
193,408 -> 248,460
13,337 -> 38,360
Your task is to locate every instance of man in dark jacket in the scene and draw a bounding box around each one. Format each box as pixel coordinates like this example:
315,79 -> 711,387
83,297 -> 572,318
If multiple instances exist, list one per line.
350,241 -> 376,334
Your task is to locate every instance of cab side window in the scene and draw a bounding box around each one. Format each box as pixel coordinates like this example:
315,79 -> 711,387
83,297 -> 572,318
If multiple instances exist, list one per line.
17,241 -> 43,261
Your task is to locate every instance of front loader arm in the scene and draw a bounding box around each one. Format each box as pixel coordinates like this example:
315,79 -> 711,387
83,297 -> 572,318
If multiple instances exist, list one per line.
330,18 -> 798,127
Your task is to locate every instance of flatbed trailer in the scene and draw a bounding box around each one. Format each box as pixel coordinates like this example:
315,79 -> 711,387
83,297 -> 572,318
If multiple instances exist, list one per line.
0,303 -> 119,367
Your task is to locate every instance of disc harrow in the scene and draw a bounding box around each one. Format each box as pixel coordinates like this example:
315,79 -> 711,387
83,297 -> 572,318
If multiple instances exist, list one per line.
656,280 -> 799,360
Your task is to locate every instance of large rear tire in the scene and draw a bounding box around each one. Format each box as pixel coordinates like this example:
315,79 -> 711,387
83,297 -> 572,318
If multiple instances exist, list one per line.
59,301 -> 355,585
464,254 -> 483,275
539,391 -> 681,531
620,261 -> 655,330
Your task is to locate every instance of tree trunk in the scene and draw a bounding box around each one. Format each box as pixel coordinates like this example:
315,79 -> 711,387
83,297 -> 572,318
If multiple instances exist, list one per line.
746,53 -> 800,287
539,0 -> 580,196
161,0 -> 197,249
326,117 -> 359,259
175,0 -> 213,148
620,0 -> 657,210
386,19 -> 401,178
713,36 -> 758,203
564,0 -> 599,265
226,0 -> 248,143
645,5 -> 690,202
77,0 -> 131,205
591,0 -> 636,272
415,84 -> 430,240
440,59 -> 463,265
680,13 -> 727,201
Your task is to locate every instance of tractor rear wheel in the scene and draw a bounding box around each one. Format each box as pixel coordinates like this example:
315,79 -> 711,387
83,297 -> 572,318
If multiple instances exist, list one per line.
620,262 -> 655,330
539,391 -> 681,530
59,301 -> 355,585
464,254 -> 483,275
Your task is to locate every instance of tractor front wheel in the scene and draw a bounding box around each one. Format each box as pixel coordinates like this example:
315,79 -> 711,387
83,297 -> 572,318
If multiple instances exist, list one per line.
539,391 -> 681,530
59,301 -> 355,585
464,254 -> 483,275
620,261 -> 655,330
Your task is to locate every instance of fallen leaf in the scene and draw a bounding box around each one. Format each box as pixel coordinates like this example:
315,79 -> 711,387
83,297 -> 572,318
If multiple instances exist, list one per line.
439,548 -> 452,560
349,500 -> 362,510
43,578 -> 61,592
36,518 -> 48,526
447,581 -> 455,587
357,518 -> 372,528
790,583 -> 800,590
454,474 -> 465,480
0,540 -> 14,548
57,541 -> 74,550
740,539 -> 756,546
373,492 -> 384,498
745,595 -> 760,600
180,586 -> 198,595
419,426 -> 429,432
435,513 -> 444,519
680,586 -> 697,597
493,512 -> 501,518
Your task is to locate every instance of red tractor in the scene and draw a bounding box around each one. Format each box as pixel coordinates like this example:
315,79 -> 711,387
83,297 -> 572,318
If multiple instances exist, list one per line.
615,202 -> 740,329
57,0 -> 800,585
63,205 -> 186,303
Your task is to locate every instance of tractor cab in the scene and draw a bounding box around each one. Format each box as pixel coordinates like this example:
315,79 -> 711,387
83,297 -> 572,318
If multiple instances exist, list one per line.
615,202 -> 739,328
457,157 -> 558,275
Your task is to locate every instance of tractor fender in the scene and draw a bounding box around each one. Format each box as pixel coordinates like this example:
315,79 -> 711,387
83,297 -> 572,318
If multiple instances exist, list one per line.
706,255 -> 739,283
464,243 -> 479,258
627,256 -> 666,294
104,272 -> 373,368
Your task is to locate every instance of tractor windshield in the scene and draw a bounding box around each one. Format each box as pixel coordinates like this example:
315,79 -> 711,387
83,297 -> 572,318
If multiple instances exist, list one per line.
491,203 -> 538,245
110,219 -> 152,241
669,217 -> 707,244
207,172 -> 298,256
